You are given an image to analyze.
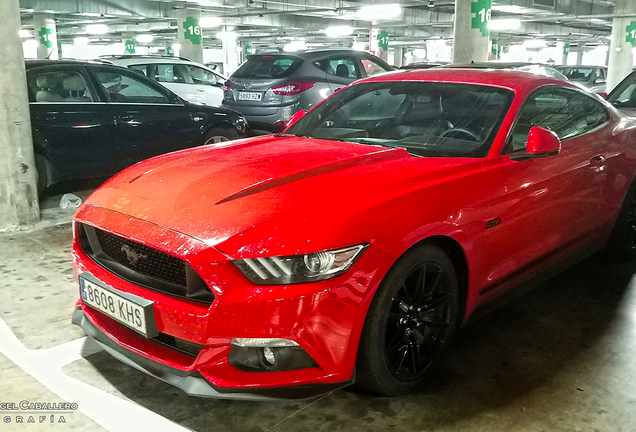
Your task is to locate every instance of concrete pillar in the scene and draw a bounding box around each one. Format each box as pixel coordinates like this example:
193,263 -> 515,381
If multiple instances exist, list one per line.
452,0 -> 490,63
123,36 -> 136,54
369,28 -> 389,62
221,26 -> 239,76
576,48 -> 584,65
607,0 -> 636,92
177,9 -> 203,64
33,12 -> 58,60
559,42 -> 569,66
393,46 -> 404,67
0,0 -> 40,229
489,32 -> 499,60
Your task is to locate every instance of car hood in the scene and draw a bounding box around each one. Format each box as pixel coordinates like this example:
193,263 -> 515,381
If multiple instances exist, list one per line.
82,135 -> 476,257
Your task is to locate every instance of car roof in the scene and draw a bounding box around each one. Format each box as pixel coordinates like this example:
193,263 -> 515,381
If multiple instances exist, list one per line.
248,48 -> 378,60
25,58 -> 128,69
445,61 -> 555,69
360,68 -> 574,93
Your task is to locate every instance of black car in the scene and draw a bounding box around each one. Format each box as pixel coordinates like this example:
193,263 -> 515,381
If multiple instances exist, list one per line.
26,60 -> 248,194
222,49 -> 393,133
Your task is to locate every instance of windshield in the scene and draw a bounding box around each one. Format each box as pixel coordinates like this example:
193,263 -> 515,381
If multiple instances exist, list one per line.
607,72 -> 636,108
231,55 -> 303,79
284,81 -> 514,158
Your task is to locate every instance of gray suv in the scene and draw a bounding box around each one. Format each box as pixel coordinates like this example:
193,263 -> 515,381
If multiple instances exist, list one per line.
222,49 -> 393,133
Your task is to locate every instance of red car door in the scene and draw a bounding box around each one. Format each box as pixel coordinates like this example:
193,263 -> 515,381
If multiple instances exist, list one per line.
489,87 -> 611,293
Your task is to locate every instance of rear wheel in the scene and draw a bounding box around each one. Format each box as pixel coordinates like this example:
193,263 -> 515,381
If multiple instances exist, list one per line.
203,126 -> 239,145
356,244 -> 459,396
34,154 -> 52,196
608,181 -> 636,259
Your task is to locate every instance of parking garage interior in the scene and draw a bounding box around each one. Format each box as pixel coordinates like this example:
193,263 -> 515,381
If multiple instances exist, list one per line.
2,0 -> 636,431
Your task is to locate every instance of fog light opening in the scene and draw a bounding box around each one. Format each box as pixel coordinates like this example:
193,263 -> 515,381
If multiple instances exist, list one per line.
262,347 -> 277,367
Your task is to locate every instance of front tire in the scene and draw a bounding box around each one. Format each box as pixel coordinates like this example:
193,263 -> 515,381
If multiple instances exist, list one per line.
356,244 -> 459,396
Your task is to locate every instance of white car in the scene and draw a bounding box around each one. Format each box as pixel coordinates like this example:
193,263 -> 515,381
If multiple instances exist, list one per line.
100,55 -> 226,106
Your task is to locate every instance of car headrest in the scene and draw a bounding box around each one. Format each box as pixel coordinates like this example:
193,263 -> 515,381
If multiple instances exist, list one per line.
36,75 -> 59,89
63,75 -> 86,91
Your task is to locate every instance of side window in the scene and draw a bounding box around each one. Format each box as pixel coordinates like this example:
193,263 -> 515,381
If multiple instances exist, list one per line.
29,70 -> 94,103
154,64 -> 186,83
184,65 -> 220,85
128,65 -> 149,77
361,58 -> 390,77
325,57 -> 360,79
509,87 -> 609,152
93,69 -> 170,104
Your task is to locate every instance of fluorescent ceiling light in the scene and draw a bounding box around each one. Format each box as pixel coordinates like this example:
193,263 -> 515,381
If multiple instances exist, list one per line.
19,29 -> 31,38
488,19 -> 521,31
523,39 -> 547,49
216,31 -> 238,40
136,34 -> 154,43
200,17 -> 223,27
283,40 -> 307,52
358,4 -> 402,20
352,41 -> 365,50
324,26 -> 353,37
74,37 -> 90,45
413,49 -> 426,57
491,5 -> 525,13
86,24 -> 108,34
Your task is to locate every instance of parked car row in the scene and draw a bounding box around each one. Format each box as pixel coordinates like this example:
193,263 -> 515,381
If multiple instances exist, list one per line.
27,52 -> 631,197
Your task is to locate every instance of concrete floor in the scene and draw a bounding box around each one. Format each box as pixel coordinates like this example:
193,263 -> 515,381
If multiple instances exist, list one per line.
1,193 -> 636,431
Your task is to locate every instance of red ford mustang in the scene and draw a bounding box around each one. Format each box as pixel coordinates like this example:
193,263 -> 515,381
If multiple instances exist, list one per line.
71,68 -> 636,399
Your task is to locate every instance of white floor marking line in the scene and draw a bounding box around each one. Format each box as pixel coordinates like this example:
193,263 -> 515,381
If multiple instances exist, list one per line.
0,317 -> 193,432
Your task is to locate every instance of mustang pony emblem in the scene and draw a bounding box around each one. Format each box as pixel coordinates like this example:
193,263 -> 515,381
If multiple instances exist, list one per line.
121,244 -> 147,267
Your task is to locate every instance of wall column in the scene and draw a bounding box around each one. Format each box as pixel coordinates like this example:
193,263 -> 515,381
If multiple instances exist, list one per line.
607,0 -> 636,92
33,12 -> 58,60
177,8 -> 203,64
452,0 -> 490,63
0,0 -> 40,229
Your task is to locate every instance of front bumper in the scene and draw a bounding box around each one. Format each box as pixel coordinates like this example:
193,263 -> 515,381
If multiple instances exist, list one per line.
71,206 -> 389,399
72,307 -> 352,400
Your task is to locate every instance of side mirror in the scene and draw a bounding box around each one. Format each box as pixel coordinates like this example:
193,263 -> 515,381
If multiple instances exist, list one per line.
510,126 -> 561,161
285,109 -> 306,128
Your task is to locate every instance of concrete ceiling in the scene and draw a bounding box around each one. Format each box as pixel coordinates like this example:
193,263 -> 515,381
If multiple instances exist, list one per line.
18,0 -> 618,54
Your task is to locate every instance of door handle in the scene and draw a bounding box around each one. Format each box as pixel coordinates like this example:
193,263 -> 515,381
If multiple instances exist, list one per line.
590,155 -> 606,171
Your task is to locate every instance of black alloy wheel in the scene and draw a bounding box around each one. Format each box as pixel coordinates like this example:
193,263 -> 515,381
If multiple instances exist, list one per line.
608,181 -> 636,259
357,244 -> 459,396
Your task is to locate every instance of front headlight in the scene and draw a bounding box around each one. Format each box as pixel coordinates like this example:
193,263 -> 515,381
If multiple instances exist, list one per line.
233,243 -> 368,285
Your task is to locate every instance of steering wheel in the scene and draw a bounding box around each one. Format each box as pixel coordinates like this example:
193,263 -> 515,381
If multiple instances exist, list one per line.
440,127 -> 479,142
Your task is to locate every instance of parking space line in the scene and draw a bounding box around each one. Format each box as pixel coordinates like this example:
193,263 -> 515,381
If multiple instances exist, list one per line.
0,317 -> 193,432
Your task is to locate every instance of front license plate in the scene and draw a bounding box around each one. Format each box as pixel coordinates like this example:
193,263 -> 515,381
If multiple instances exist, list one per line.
79,273 -> 158,338
237,91 -> 262,101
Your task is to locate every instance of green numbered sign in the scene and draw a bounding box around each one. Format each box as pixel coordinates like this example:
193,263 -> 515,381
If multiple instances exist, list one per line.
39,28 -> 54,48
125,40 -> 136,54
471,0 -> 491,37
563,43 -> 570,55
245,45 -> 257,55
167,46 -> 175,56
627,21 -> 636,47
378,31 -> 389,51
183,17 -> 202,45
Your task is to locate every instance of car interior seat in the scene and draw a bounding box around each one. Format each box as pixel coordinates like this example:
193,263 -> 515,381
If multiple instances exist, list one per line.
63,75 -> 91,101
336,64 -> 350,78
35,75 -> 64,102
